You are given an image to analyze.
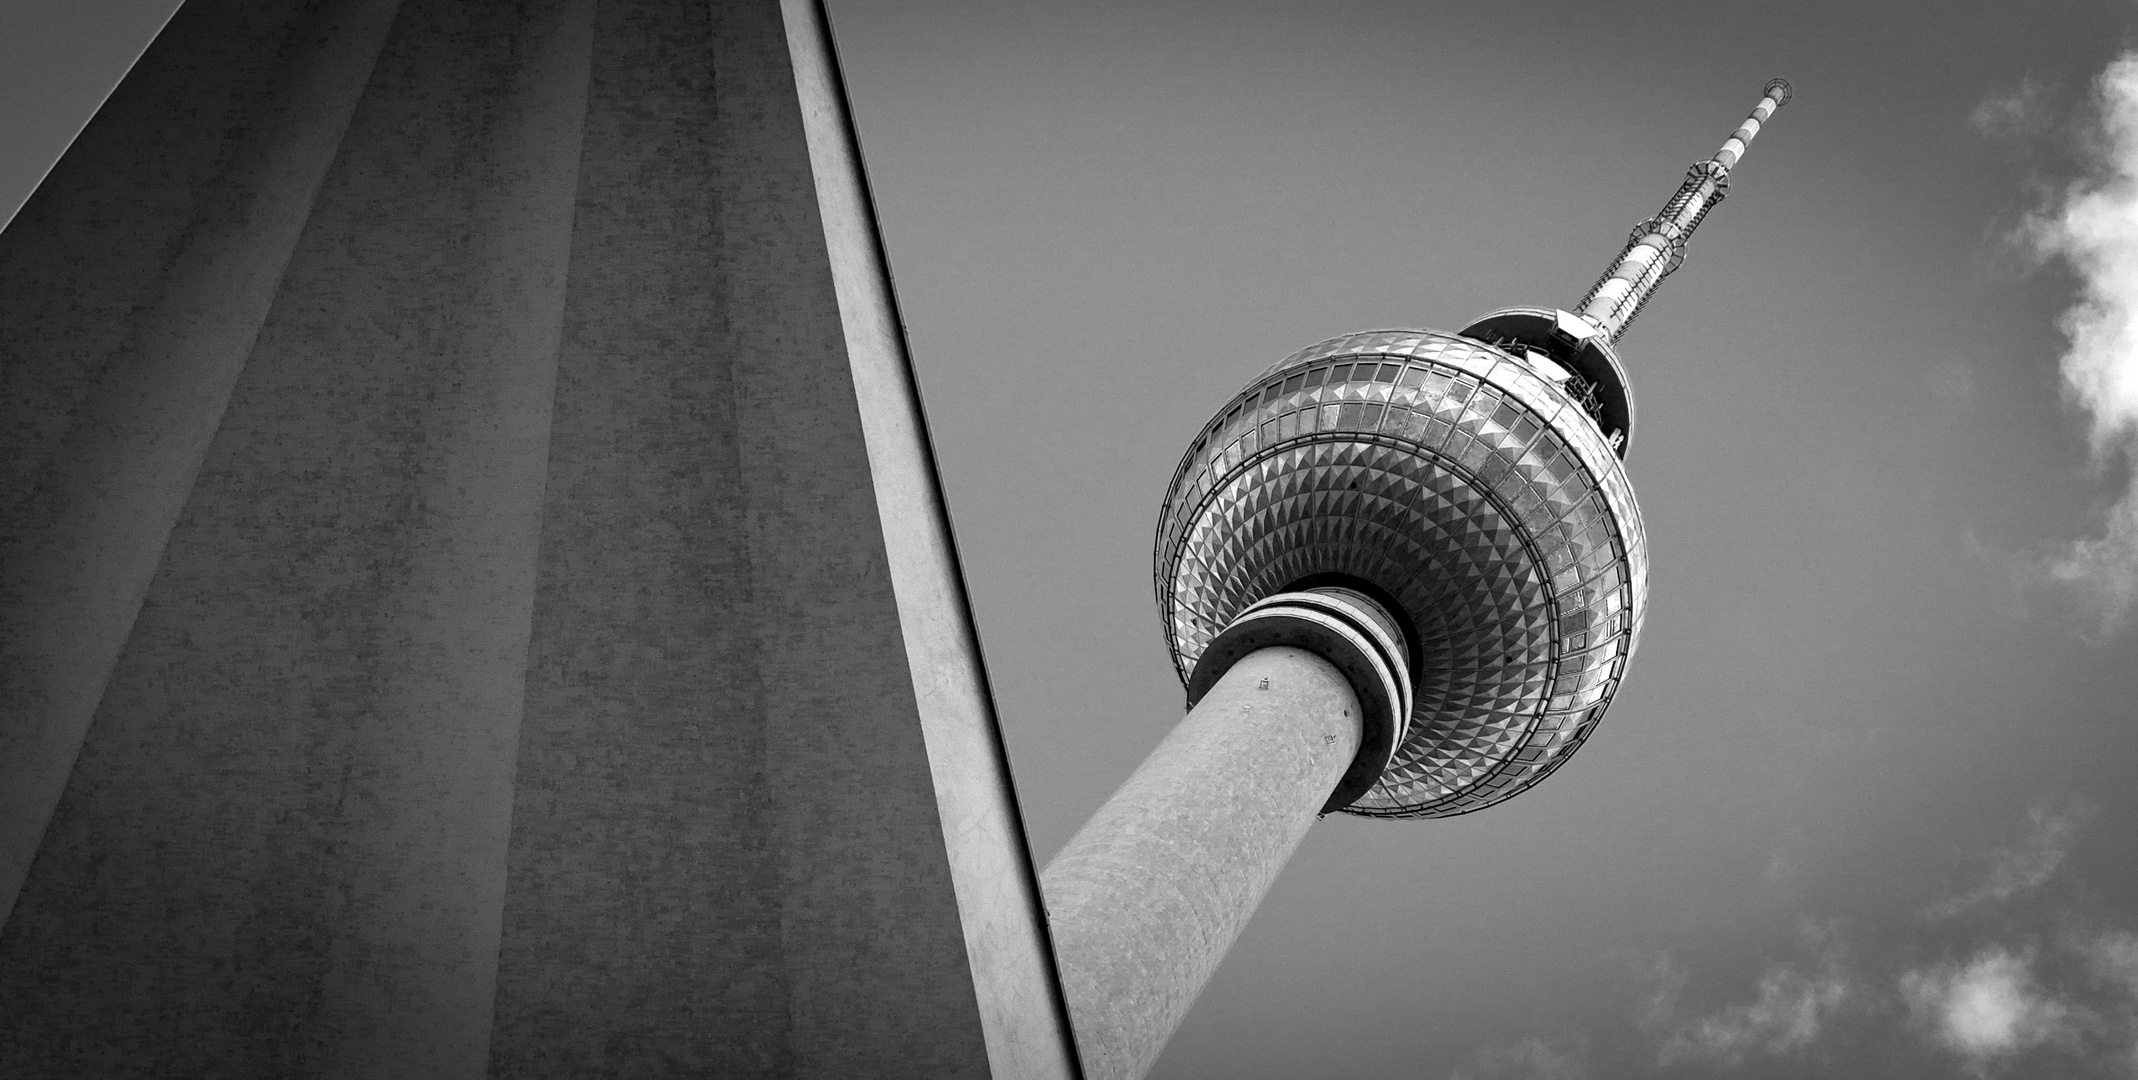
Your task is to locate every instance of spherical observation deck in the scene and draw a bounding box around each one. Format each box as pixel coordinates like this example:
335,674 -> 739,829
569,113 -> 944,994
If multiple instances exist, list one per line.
1154,328 -> 1649,817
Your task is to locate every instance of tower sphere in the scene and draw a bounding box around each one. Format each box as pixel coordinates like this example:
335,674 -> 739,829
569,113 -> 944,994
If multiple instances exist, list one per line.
1154,325 -> 1649,817
1152,79 -> 1788,817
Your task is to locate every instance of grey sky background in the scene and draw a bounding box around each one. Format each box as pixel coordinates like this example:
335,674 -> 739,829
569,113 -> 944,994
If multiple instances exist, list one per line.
5,2 -> 2138,1077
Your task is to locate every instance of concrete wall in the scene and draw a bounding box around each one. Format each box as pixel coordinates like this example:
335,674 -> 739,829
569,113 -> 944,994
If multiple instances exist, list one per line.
0,1 -> 1077,1076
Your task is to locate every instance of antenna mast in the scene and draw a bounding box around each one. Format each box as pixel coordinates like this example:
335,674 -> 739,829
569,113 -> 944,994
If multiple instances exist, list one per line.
1575,79 -> 1792,342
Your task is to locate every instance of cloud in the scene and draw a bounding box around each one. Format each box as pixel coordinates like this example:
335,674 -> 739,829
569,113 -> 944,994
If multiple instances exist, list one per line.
2087,930 -> 2138,993
1895,934 -> 2138,1075
2021,51 -> 2138,635
2042,495 -> 2138,637
1902,949 -> 2071,1066
1638,952 -> 1689,1032
1972,77 -> 2055,140
1657,952 -> 1853,1067
1448,1034 -> 1591,1080
2076,931 -> 2138,1072
1924,803 -> 2086,919
1478,806 -> 2134,1075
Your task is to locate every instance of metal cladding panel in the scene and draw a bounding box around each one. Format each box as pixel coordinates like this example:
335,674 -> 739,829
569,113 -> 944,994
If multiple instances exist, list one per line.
1156,329 -> 1649,818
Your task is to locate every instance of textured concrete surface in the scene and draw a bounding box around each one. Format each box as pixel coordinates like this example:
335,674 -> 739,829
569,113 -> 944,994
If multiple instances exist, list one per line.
0,0 -> 403,937
0,1 -> 1074,1076
1041,647 -> 1362,1080
0,0 -> 593,1073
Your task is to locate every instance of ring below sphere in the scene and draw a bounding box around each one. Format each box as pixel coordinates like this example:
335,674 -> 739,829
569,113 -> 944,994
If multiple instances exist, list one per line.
1154,329 -> 1649,817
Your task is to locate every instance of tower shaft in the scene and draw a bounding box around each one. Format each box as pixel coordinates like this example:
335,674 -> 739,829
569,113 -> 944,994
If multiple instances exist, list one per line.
1043,647 -> 1362,1080
1044,586 -> 1411,1080
1575,79 -> 1791,341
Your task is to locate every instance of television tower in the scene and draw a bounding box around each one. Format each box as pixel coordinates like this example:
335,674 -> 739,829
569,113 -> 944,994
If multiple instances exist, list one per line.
1042,80 -> 1793,1079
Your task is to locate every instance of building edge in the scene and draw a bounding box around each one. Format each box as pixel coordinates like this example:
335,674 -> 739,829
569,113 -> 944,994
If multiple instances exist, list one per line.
782,2 -> 1085,1076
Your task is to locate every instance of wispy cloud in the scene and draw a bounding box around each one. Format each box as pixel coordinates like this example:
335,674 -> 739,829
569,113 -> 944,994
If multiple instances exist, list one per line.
1972,76 -> 2055,140
1448,1034 -> 1591,1080
1657,934 -> 1853,1068
1896,812 -> 2138,1075
1923,803 -> 2087,919
1901,948 -> 2072,1067
2076,930 -> 2138,1074
2021,51 -> 2138,635
1892,931 -> 2138,1076
2088,930 -> 2138,994
1477,804 -> 2138,1075
1638,952 -> 1689,1032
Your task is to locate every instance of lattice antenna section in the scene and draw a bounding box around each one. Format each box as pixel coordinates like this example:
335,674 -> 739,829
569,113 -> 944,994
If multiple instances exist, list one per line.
1575,79 -> 1791,342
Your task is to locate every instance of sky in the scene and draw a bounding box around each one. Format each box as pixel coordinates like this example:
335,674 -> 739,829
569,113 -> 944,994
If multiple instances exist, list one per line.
6,2 -> 2138,1078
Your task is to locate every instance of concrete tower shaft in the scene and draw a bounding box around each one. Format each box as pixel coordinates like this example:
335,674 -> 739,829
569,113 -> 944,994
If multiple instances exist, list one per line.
1043,588 -> 1411,1080
1576,79 -> 1793,341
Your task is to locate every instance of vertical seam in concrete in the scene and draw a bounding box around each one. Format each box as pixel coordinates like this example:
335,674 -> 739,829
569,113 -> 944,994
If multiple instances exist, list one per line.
437,1 -> 601,1075
480,0 -> 651,1073
779,1 -> 1084,1076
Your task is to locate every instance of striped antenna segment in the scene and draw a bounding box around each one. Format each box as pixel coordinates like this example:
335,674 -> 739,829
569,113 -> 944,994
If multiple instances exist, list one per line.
1576,79 -> 1791,342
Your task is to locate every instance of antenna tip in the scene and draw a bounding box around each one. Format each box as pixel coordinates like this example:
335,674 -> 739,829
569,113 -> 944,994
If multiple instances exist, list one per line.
1764,78 -> 1794,107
